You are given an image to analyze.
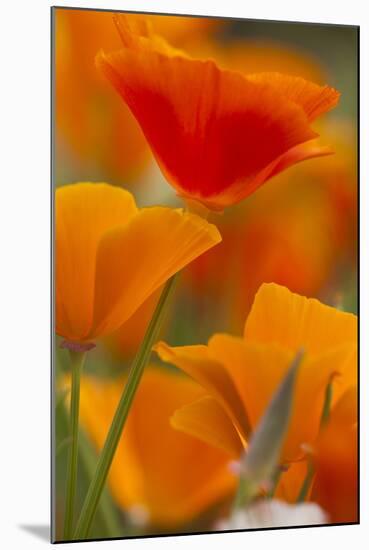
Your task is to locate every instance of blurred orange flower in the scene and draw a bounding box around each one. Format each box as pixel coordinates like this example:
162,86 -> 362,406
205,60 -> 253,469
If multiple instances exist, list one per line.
55,10 -> 219,183
185,205 -> 334,334
312,387 -> 358,523
55,10 -> 148,183
215,41 -> 326,83
78,367 -> 236,527
155,283 -> 357,464
97,15 -> 339,211
55,182 -> 221,344
185,118 -> 357,331
302,119 -> 358,267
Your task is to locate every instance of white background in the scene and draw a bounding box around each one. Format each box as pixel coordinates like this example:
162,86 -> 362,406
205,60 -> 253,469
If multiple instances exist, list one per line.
0,0 -> 367,548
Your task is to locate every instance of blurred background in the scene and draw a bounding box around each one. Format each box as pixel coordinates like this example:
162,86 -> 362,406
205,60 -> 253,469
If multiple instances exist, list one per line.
53,8 -> 358,541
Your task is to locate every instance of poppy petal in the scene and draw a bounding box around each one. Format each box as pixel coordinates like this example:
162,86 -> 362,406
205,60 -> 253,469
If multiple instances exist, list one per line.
275,461 -> 309,503
90,208 -> 221,338
206,142 -> 334,209
208,335 -> 294,429
328,386 -> 358,426
78,368 -> 236,526
265,142 -> 334,182
244,283 -> 357,354
171,395 -> 244,458
312,387 -> 358,523
56,183 -> 137,341
208,335 -> 353,461
112,13 -> 186,57
154,341 -> 250,440
290,346 -> 356,461
247,73 -> 340,122
97,19 -> 329,210
328,345 -> 357,404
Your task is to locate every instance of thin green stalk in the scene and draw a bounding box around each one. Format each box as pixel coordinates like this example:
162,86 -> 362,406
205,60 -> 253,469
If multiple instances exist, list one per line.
74,274 -> 178,540
296,380 -> 333,503
296,462 -> 315,502
63,350 -> 86,540
267,466 -> 284,498
232,476 -> 249,512
78,429 -> 123,538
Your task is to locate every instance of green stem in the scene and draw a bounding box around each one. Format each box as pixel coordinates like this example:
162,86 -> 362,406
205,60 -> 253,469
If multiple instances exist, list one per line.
63,350 -> 86,540
232,475 -> 254,512
74,274 -> 179,540
267,466 -> 283,498
296,462 -> 315,503
78,429 -> 123,538
296,380 -> 333,503
232,476 -> 246,511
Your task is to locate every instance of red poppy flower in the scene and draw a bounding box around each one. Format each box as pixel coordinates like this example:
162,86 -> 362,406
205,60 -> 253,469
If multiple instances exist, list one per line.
97,15 -> 340,211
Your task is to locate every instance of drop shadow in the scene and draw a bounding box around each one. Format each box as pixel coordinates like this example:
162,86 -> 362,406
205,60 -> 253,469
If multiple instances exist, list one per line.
19,524 -> 50,542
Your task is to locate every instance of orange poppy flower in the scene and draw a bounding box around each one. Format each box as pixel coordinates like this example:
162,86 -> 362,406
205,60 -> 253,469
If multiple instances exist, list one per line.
312,387 -> 358,523
55,182 -> 221,344
77,367 -> 236,528
97,15 -> 340,211
155,283 -> 357,465
55,9 -> 149,183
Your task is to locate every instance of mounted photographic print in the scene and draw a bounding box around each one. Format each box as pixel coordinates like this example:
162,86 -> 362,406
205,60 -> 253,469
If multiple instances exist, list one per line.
51,6 -> 359,543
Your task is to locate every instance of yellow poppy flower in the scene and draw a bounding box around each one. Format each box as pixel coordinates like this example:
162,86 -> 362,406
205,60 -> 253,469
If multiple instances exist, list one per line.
77,367 -> 236,527
155,283 -> 357,464
56,182 -> 221,344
